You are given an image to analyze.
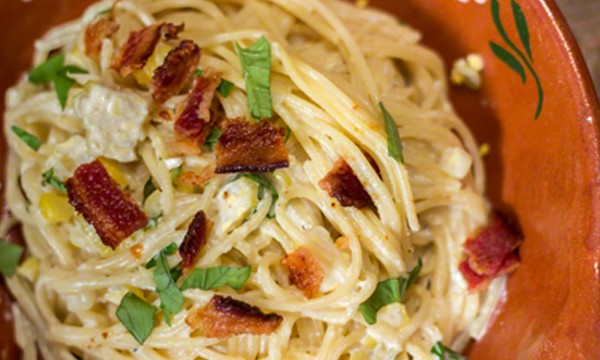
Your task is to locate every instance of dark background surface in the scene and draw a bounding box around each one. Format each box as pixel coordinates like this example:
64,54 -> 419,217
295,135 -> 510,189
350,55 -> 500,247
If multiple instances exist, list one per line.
556,0 -> 600,94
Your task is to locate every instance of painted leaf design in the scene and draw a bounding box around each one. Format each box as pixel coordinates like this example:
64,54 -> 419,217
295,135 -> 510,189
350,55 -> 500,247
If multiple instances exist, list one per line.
511,0 -> 532,61
489,41 -> 526,83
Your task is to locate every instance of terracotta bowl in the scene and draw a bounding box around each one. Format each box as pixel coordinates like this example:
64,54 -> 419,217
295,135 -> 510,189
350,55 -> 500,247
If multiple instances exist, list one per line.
1,0 -> 599,359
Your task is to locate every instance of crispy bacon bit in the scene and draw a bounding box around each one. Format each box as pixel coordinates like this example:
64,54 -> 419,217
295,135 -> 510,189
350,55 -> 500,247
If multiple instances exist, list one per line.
188,295 -> 282,337
179,211 -> 210,268
174,70 -> 221,147
112,23 -> 183,77
84,18 -> 119,58
66,160 -> 148,249
176,169 -> 214,190
152,40 -> 201,104
459,211 -> 524,291
282,247 -> 323,298
319,159 -> 373,209
214,119 -> 289,174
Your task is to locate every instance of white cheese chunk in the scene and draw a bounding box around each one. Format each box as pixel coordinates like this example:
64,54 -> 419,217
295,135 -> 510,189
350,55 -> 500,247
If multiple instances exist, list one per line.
74,84 -> 149,162
215,177 -> 260,234
440,147 -> 473,179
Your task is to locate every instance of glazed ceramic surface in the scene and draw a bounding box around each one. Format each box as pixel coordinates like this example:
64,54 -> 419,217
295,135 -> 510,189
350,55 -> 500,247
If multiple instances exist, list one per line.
0,0 -> 598,359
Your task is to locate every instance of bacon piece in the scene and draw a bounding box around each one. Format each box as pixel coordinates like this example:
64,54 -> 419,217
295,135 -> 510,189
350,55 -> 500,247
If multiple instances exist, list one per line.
187,295 -> 282,337
179,211 -> 211,268
214,119 -> 289,173
66,160 -> 148,249
176,169 -> 215,190
152,40 -> 201,104
174,70 -> 221,147
112,23 -> 183,77
319,159 -> 373,209
282,247 -> 323,298
84,18 -> 119,58
459,211 -> 524,291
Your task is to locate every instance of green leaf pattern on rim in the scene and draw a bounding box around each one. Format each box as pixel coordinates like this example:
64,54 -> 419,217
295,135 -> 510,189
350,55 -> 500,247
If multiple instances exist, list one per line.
489,0 -> 544,120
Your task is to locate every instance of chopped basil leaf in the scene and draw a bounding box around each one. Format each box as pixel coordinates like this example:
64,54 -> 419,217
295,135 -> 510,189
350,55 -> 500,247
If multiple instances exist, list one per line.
27,54 -> 88,110
142,177 -> 158,204
195,69 -> 203,77
28,54 -> 66,84
170,165 -> 183,186
431,341 -> 466,360
217,79 -> 234,98
203,128 -> 221,151
181,266 -> 251,291
170,262 -> 183,282
359,258 -> 422,325
153,250 -> 184,325
284,126 -> 291,143
0,240 -> 24,277
379,102 -> 404,164
145,214 -> 163,230
115,292 -> 157,345
96,8 -> 112,16
145,242 -> 178,269
234,36 -> 272,120
242,173 -> 278,218
11,126 -> 41,151
41,168 -> 67,193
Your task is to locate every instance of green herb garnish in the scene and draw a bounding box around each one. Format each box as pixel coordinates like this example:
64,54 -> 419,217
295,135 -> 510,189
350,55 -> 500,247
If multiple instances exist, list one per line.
359,258 -> 422,325
41,168 -> 67,193
181,266 -> 251,291
234,36 -> 272,120
145,242 -> 178,269
28,54 -> 88,110
242,173 -> 278,219
11,126 -> 41,151
146,214 -> 163,230
195,69 -> 203,77
0,240 -> 24,277
217,79 -> 234,98
284,126 -> 291,143
379,102 -> 404,164
170,165 -> 183,187
96,8 -> 112,17
203,128 -> 222,151
142,177 -> 158,205
431,341 -> 466,360
115,292 -> 157,345
153,248 -> 184,325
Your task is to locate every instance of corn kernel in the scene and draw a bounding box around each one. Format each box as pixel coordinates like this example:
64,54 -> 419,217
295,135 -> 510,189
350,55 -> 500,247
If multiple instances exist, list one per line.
349,350 -> 369,360
40,193 -> 74,223
361,335 -> 377,350
17,257 -> 40,282
355,0 -> 369,9
99,157 -> 127,188
132,43 -> 172,86
479,143 -> 491,157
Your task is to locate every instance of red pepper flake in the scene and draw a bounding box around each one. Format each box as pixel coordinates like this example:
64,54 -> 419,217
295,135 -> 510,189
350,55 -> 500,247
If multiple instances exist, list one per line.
152,40 -> 201,104
112,22 -> 183,77
179,211 -> 211,268
66,160 -> 148,249
214,119 -> 289,174
174,69 -> 221,147
459,211 -> 524,291
84,18 -> 119,59
186,295 -> 282,337
282,247 -> 323,298
319,159 -> 373,209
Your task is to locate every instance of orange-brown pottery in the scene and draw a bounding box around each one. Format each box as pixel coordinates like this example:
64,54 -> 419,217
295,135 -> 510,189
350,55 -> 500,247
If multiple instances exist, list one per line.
0,0 -> 598,359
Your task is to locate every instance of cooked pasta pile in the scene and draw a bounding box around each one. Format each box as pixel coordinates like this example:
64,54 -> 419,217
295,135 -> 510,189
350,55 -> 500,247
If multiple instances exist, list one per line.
2,0 -> 505,359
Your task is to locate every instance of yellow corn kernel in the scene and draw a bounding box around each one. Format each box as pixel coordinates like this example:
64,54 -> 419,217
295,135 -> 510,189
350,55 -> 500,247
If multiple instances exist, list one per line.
361,335 -> 377,350
349,350 -> 369,360
40,193 -> 74,223
126,286 -> 145,300
479,143 -> 491,158
132,42 -> 173,86
99,157 -> 127,188
17,257 -> 40,282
